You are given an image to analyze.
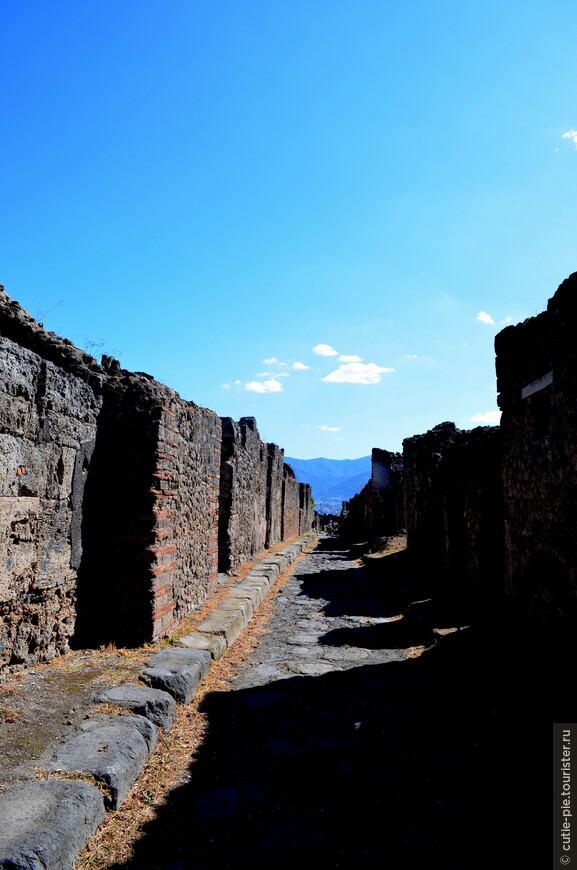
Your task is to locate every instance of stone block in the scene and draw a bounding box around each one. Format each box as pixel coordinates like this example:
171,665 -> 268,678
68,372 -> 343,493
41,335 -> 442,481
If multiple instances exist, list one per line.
231,579 -> 268,605
46,714 -> 157,810
247,566 -> 276,584
96,682 -> 176,731
142,648 -> 211,703
173,631 -> 227,659
196,608 -> 245,645
0,780 -> 106,870
227,585 -> 263,609
219,596 -> 254,623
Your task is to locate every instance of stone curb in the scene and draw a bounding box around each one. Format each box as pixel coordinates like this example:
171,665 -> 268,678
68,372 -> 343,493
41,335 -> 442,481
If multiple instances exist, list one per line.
96,682 -> 177,732
0,780 -> 106,870
45,714 -> 158,810
142,648 -> 211,704
0,534 -> 313,869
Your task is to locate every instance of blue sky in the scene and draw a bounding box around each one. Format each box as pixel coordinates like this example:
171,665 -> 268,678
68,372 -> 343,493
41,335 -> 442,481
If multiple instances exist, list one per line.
2,0 -> 577,459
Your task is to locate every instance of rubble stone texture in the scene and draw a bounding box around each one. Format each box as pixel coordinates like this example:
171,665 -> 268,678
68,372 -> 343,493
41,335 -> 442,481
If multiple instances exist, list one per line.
341,448 -> 404,542
218,417 -> 269,573
0,287 -> 312,679
496,271 -> 577,618
281,465 -> 301,540
0,326 -> 101,674
402,422 -> 503,601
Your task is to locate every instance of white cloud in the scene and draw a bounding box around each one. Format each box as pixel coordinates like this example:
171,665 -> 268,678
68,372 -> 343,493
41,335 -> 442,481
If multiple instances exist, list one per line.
245,379 -> 283,393
338,354 -> 362,363
500,315 -> 513,325
404,354 -> 419,359
562,129 -> 577,146
471,410 -> 502,424
263,357 -> 278,364
477,311 -> 495,325
320,425 -> 341,432
322,362 -> 395,385
313,343 -> 338,356
293,361 -> 310,370
222,383 -> 230,390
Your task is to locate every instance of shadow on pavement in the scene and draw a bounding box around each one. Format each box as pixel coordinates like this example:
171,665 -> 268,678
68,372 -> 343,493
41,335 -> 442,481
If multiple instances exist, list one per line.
110,539 -> 568,869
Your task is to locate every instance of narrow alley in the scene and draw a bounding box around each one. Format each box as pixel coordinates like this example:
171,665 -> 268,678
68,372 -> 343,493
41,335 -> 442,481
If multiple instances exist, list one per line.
109,535 -> 553,869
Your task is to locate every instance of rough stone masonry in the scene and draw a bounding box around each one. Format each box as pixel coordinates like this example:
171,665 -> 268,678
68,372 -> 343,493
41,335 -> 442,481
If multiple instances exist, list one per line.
343,272 -> 577,625
0,287 -> 313,678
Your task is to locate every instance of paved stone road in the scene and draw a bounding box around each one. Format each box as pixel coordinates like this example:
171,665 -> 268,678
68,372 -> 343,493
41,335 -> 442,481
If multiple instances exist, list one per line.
232,536 -> 410,686
114,536 -> 552,870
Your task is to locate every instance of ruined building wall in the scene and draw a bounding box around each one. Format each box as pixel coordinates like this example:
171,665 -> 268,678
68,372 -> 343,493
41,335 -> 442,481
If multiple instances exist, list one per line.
38,359 -> 223,649
439,426 -> 503,600
299,482 -> 313,535
0,287 -> 312,676
403,422 -> 458,568
403,422 -> 503,599
281,464 -> 301,540
265,443 -> 284,548
218,417 -> 268,574
0,294 -> 103,672
495,271 -> 577,618
341,448 -> 404,542
341,480 -> 372,541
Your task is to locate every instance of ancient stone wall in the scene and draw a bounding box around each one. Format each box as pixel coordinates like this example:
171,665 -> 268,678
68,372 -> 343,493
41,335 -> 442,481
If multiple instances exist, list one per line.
0,291 -> 103,673
402,422 -> 503,600
31,354 -> 222,650
341,448 -> 404,542
0,287 -> 312,677
281,465 -> 301,541
298,482 -> 313,535
218,417 -> 268,574
265,443 -> 284,548
495,271 -> 577,620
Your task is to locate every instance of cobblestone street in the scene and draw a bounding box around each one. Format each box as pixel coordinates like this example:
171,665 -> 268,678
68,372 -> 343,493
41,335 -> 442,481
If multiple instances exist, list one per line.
112,535 -> 552,869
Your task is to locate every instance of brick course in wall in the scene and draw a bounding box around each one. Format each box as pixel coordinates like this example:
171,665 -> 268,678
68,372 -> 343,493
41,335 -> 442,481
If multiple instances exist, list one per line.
74,364 -> 222,647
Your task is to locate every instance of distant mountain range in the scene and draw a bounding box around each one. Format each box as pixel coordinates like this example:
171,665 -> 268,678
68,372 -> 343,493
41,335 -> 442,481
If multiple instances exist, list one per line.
285,455 -> 371,514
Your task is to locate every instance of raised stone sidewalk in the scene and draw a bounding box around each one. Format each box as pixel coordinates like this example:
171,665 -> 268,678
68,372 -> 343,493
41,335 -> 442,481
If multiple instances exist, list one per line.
0,536 -> 312,869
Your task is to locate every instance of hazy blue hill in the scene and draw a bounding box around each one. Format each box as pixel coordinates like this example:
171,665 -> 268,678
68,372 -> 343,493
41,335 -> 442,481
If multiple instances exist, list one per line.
284,456 -> 371,506
323,471 -> 371,501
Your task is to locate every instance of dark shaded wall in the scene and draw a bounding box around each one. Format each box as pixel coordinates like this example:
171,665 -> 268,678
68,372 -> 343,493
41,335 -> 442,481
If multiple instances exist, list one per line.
75,364 -> 222,647
403,423 -> 503,600
341,448 -> 404,542
495,271 -> 577,621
